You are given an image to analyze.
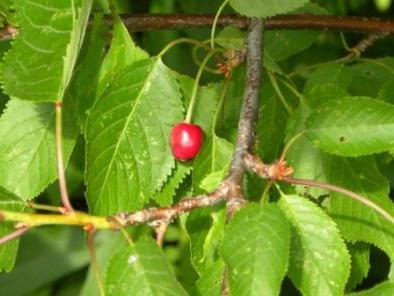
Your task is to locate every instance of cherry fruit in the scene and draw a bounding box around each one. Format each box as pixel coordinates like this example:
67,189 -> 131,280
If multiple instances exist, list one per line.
170,123 -> 203,161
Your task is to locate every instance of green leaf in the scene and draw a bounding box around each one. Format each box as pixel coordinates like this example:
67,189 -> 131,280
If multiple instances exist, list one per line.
193,135 -> 233,193
347,281 -> 394,296
279,193 -> 350,296
97,15 -> 148,97
265,30 -> 319,62
306,97 -> 394,156
68,13 -> 109,128
256,83 -> 290,162
346,242 -> 370,291
187,206 -> 227,274
0,227 -> 90,295
0,99 -> 77,199
215,26 -> 245,50
104,238 -> 187,295
229,0 -> 309,18
152,162 -> 192,206
328,157 -> 394,260
0,187 -> 24,273
80,231 -> 124,296
286,105 -> 394,262
221,203 -> 290,296
1,0 -> 93,102
348,58 -> 394,97
378,78 -> 394,104
304,63 -> 352,92
305,83 -> 348,108
86,58 -> 183,215
192,260 -> 225,296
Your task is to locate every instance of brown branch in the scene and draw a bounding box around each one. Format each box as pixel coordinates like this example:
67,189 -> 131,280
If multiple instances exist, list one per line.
112,185 -> 228,227
4,14 -> 394,42
118,14 -> 394,34
223,18 -> 263,216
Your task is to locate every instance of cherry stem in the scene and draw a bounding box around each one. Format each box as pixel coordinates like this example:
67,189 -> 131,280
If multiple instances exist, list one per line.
185,49 -> 220,123
279,131 -> 305,163
282,176 -> 394,225
155,223 -> 168,247
210,0 -> 230,49
86,226 -> 105,296
157,37 -> 210,58
267,71 -> 293,114
55,102 -> 74,213
0,227 -> 29,245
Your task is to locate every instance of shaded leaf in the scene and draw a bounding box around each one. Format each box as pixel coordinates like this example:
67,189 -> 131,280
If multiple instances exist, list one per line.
193,135 -> 233,193
304,63 -> 352,92
187,206 -> 227,274
177,75 -> 221,137
0,227 -> 90,294
346,242 -> 370,291
348,58 -> 394,97
221,203 -> 290,296
347,281 -> 394,296
86,58 -> 183,215
104,238 -> 187,295
68,13 -> 109,128
306,97 -> 394,156
230,0 -> 309,18
216,26 -> 245,50
192,260 -> 225,296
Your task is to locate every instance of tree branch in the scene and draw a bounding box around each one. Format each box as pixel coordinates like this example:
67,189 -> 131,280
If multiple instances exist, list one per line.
224,18 -> 263,215
119,14 -> 394,34
112,185 -> 228,227
3,14 -> 394,41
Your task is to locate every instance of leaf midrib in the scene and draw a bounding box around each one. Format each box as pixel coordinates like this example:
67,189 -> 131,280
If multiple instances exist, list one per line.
93,59 -> 158,211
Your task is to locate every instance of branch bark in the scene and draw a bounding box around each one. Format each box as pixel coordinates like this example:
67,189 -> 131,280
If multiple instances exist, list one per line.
118,14 -> 394,34
3,14 -> 394,41
224,18 -> 263,215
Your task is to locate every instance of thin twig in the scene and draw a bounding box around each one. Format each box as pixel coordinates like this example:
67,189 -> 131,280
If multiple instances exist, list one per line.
155,223 -> 168,247
282,177 -> 394,225
344,32 -> 390,61
0,227 -> 29,245
85,226 -> 105,296
55,101 -> 74,213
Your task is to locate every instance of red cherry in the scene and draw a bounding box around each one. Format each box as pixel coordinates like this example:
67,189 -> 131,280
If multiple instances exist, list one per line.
170,123 -> 203,161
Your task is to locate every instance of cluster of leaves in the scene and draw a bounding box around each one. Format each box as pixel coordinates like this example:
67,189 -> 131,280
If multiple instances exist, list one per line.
0,0 -> 394,295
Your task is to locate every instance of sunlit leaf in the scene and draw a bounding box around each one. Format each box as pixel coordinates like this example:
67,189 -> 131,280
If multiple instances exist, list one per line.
86,58 -> 183,215
1,0 -> 93,102
222,203 -> 290,296
105,239 -> 187,295
279,193 -> 350,296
